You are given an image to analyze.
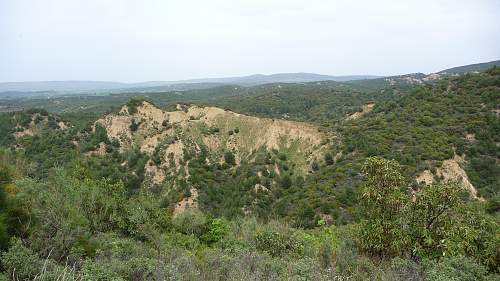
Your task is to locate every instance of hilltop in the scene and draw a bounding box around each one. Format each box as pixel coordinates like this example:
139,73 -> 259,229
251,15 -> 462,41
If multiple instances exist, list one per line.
438,60 -> 500,75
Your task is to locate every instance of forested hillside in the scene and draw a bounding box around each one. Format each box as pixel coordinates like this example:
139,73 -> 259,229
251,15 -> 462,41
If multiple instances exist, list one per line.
0,68 -> 498,280
340,68 -> 500,197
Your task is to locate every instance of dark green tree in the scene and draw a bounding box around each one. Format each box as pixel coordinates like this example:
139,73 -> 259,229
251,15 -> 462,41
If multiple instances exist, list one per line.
224,151 -> 235,166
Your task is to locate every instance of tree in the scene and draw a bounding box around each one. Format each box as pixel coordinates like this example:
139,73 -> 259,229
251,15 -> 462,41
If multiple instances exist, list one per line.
358,156 -> 498,271
224,151 -> 235,166
406,183 -> 465,258
281,174 -> 292,189
324,153 -> 334,165
15,168 -> 127,258
130,119 -> 140,132
311,161 -> 319,171
358,157 -> 409,257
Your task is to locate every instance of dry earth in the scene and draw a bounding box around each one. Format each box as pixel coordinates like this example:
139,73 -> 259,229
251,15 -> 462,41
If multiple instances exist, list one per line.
416,154 -> 481,199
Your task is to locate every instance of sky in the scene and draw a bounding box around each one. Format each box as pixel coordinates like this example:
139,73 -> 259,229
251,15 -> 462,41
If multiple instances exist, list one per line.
1,0 -> 499,83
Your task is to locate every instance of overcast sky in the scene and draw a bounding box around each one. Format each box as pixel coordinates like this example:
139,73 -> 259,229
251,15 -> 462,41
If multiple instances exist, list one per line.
1,0 -> 499,82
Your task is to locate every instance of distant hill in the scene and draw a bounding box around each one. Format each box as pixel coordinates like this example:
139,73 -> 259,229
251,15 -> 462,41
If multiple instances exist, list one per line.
2,59 -> 498,95
437,60 -> 500,75
0,80 -> 127,93
344,60 -> 500,90
0,73 -> 379,95
168,73 -> 380,85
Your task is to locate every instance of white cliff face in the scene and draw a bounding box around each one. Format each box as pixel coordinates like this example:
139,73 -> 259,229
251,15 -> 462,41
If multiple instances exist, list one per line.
416,154 -> 481,200
94,101 -> 331,187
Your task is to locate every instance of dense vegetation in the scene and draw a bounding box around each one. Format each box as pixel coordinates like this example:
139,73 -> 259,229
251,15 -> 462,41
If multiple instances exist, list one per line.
340,68 -> 500,196
205,82 -> 393,125
0,67 -> 498,280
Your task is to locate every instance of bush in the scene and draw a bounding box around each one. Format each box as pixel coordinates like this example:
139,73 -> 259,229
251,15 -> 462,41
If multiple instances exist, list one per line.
172,209 -> 207,236
162,120 -> 172,129
224,151 -> 236,166
197,247 -> 281,280
126,97 -> 145,115
324,153 -> 334,165
422,256 -> 497,281
0,214 -> 8,250
335,245 -> 380,281
14,171 -> 127,259
162,232 -> 201,250
129,119 -> 140,132
1,238 -> 42,280
281,174 -> 292,188
387,257 -> 423,281
202,218 -> 230,244
255,230 -> 303,257
311,161 -> 319,171
81,261 -> 125,281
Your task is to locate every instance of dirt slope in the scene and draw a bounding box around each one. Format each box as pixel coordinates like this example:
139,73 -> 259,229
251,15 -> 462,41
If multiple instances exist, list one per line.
96,101 -> 331,184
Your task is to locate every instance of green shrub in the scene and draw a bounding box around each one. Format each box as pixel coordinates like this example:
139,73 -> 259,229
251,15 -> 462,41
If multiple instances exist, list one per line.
224,151 -> 236,166
335,245 -> 380,281
422,256 -> 497,281
311,161 -> 319,171
14,171 -> 127,259
324,152 -> 334,165
126,97 -> 145,115
151,146 -> 162,165
162,119 -> 172,129
281,174 -> 292,188
172,209 -> 207,236
0,214 -> 8,250
255,230 -> 303,257
162,232 -> 201,250
81,261 -> 125,281
129,119 -> 140,132
202,218 -> 230,244
1,238 -> 42,280
387,257 -> 423,281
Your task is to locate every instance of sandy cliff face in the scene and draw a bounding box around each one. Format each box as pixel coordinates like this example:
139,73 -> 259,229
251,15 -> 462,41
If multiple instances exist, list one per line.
416,154 -> 481,199
95,101 -> 331,185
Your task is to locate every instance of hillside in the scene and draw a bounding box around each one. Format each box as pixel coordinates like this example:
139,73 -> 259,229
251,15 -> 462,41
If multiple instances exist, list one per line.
96,100 -> 329,173
339,67 -> 500,197
0,79 -> 398,117
0,66 -> 499,281
206,81 -> 393,125
86,100 -> 331,216
438,60 -> 500,75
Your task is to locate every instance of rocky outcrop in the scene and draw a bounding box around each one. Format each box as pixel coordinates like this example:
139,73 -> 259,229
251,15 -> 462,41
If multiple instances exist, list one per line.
416,155 -> 480,199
